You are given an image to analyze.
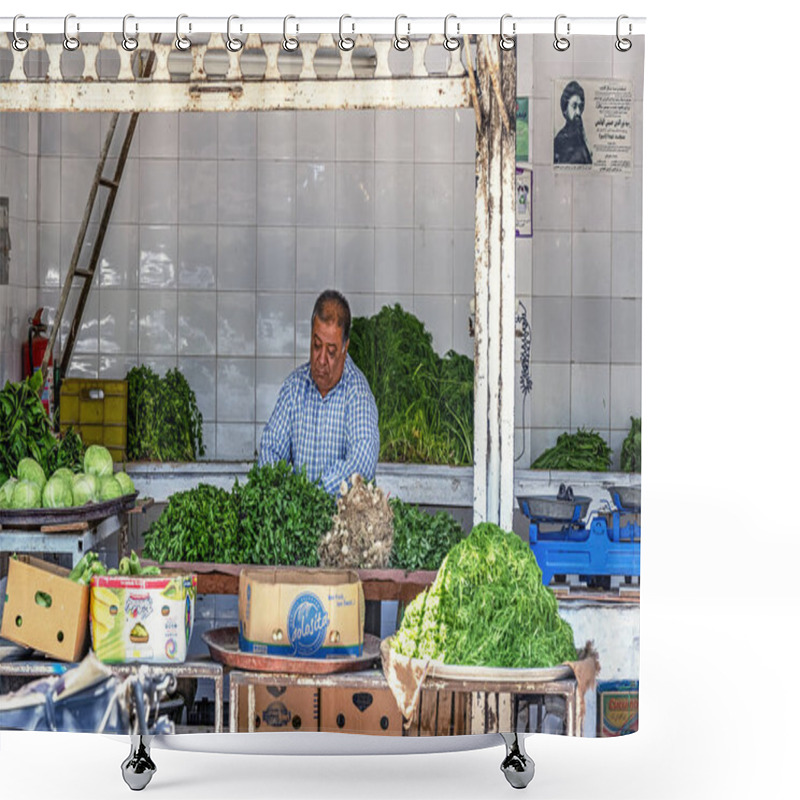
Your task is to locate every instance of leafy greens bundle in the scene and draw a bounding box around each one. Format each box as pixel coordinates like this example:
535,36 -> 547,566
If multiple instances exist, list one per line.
348,304 -> 474,466
620,416 -> 641,473
388,497 -> 466,572
530,428 -> 612,472
142,462 -> 336,567
126,365 -> 205,462
392,522 -> 577,668
0,372 -> 85,484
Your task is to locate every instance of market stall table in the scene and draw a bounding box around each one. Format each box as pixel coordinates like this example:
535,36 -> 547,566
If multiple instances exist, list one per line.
0,497 -> 151,569
142,561 -> 438,603
228,668 -> 580,737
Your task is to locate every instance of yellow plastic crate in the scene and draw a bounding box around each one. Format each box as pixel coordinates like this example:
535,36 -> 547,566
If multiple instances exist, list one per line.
59,379 -> 128,462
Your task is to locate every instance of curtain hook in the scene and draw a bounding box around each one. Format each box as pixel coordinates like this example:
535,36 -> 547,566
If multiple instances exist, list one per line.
12,15 -> 29,52
226,15 -> 243,52
282,15 -> 299,51
499,14 -> 516,50
175,13 -> 191,51
122,14 -> 139,52
393,14 -> 410,51
553,14 -> 570,52
615,15 -> 632,52
443,14 -> 460,51
338,14 -> 355,51
63,13 -> 80,51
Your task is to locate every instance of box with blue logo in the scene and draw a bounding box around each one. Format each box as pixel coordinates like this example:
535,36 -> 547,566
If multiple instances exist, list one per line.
238,567 -> 365,659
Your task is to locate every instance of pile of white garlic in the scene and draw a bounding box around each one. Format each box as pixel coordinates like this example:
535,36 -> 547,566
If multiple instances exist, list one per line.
317,473 -> 394,569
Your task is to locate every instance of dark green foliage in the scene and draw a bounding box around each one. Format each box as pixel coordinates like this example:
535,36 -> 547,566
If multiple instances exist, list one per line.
348,304 -> 474,466
234,461 -> 336,567
142,462 -> 335,567
620,417 -> 641,473
531,428 -> 612,472
388,497 -> 466,572
126,365 -> 205,462
42,427 -> 85,477
0,372 -> 84,481
142,484 -> 241,564
393,522 -> 578,668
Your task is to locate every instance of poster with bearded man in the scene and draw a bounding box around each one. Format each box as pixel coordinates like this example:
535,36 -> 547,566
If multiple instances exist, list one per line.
553,78 -> 634,175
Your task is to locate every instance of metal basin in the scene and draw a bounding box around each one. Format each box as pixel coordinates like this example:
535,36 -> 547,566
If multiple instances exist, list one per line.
516,494 -> 591,522
608,485 -> 641,511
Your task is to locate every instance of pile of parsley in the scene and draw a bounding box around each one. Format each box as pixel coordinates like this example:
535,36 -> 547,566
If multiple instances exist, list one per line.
392,522 -> 578,668
142,462 -> 335,565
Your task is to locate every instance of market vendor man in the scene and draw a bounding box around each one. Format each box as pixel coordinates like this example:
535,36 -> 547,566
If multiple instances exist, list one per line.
258,289 -> 379,495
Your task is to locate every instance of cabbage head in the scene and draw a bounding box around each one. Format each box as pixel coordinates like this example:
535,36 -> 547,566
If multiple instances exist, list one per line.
84,445 -> 114,480
113,471 -> 136,495
51,467 -> 76,483
17,458 -> 46,489
99,475 -> 123,501
0,477 -> 18,508
42,475 -> 73,508
11,479 -> 42,509
72,473 -> 98,506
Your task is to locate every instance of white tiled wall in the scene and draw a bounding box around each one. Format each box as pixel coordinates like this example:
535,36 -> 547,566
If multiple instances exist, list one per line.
516,34 -> 643,467
0,112 -> 37,389
0,34 -> 642,469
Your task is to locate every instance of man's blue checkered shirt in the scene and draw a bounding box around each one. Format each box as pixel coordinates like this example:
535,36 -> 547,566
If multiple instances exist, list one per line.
258,355 -> 379,495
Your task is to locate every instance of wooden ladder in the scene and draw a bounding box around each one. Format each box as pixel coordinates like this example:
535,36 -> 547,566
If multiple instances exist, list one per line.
41,42 -> 160,392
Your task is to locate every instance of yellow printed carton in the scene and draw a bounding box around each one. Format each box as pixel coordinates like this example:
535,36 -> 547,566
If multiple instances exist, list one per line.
90,573 -> 197,663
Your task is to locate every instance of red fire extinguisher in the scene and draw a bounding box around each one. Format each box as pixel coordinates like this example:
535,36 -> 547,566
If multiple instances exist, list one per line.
22,307 -> 53,415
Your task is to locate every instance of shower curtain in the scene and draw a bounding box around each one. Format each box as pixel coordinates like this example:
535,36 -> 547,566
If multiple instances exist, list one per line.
0,12 -> 644,779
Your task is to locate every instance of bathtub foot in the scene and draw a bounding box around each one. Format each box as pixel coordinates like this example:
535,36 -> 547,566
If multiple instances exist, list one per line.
122,735 -> 156,791
499,732 -> 535,789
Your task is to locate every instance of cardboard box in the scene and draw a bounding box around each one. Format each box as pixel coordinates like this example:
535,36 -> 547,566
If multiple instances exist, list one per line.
237,685 -> 319,732
320,687 -> 404,736
0,555 -> 89,661
597,680 -> 639,736
90,573 -> 197,664
238,567 -> 365,659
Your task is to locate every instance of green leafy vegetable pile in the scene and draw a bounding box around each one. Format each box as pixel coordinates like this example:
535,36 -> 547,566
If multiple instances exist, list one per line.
388,497 -> 466,572
348,304 -> 474,466
141,484 -> 241,563
236,461 -> 336,567
530,428 -> 612,472
0,372 -> 85,486
126,365 -> 205,462
620,417 -> 641,473
392,522 -> 577,668
142,462 -> 336,566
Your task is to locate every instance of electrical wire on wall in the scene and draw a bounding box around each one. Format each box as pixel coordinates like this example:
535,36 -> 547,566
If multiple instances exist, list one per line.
515,300 -> 532,462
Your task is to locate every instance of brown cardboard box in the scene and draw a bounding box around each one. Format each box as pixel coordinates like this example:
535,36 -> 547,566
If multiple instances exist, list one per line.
237,685 -> 319,732
239,567 -> 365,659
319,687 -> 404,736
0,555 -> 90,661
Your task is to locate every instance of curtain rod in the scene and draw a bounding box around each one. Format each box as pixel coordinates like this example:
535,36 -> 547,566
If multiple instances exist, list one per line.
1,15 -> 646,37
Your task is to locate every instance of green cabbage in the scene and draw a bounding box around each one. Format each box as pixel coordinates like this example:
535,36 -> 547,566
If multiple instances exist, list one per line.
113,471 -> 136,495
11,479 -> 42,509
17,458 -> 46,489
0,477 -> 18,508
99,475 -> 123,501
72,473 -> 98,505
84,445 -> 114,480
51,467 -> 76,483
42,475 -> 73,508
